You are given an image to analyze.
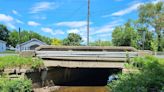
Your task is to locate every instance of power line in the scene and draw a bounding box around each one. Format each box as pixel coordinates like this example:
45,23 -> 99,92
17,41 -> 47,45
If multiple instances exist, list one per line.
64,3 -> 86,20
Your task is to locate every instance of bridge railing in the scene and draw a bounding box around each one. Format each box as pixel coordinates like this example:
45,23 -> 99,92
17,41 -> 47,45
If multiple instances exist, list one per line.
36,51 -> 138,60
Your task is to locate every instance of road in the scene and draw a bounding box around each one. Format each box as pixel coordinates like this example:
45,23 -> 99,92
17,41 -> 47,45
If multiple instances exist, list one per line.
155,55 -> 164,58
0,54 -> 18,57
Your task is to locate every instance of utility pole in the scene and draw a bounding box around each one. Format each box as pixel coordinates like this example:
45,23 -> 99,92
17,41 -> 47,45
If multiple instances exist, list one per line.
18,27 -> 21,52
142,31 -> 146,50
87,0 -> 90,46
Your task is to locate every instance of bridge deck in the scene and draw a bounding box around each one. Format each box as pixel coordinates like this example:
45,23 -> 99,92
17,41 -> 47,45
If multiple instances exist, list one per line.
35,46 -> 138,69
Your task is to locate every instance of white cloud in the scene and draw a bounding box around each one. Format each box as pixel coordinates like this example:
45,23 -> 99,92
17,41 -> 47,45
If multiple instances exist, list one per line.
0,14 -> 13,22
33,15 -> 47,20
103,0 -> 163,18
41,27 -> 64,35
12,10 -> 21,16
12,10 -> 18,15
6,23 -> 16,29
41,27 -> 53,33
54,30 -> 65,35
0,14 -> 16,29
91,19 -> 122,35
15,19 -> 24,24
56,21 -> 88,28
67,29 -> 80,33
111,3 -> 142,16
30,2 -> 57,13
27,21 -> 40,26
102,2 -> 143,18
0,14 -> 23,25
60,19 -> 122,44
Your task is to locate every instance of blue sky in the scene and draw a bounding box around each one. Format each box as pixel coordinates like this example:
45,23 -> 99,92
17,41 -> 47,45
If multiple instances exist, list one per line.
0,0 -> 163,44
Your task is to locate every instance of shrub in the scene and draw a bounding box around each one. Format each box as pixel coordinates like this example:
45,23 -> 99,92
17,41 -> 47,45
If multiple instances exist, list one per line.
108,56 -> 164,92
0,76 -> 32,92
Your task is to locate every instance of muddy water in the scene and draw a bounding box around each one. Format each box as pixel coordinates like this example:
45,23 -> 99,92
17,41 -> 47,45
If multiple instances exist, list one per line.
53,86 -> 110,92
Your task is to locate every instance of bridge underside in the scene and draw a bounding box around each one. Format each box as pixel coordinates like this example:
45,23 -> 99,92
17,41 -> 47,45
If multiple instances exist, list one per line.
26,67 -> 122,86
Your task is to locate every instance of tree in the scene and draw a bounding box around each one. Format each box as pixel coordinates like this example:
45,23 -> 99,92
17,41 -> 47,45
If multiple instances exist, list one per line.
8,30 -> 52,47
112,21 -> 139,48
51,38 -> 62,46
139,2 -> 164,51
151,38 -> 158,52
8,30 -> 19,47
90,40 -> 112,46
0,24 -> 10,43
62,33 -> 82,46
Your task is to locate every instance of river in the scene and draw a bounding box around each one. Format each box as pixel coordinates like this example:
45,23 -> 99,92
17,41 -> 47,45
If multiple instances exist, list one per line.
53,86 -> 110,92
34,86 -> 110,92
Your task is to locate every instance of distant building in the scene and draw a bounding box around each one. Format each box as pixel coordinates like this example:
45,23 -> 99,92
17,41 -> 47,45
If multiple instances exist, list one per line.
7,45 -> 15,51
0,40 -> 7,52
16,38 -> 47,51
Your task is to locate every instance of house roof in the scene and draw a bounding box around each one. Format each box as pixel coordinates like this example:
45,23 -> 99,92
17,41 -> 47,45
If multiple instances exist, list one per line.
0,40 -> 7,44
18,38 -> 47,46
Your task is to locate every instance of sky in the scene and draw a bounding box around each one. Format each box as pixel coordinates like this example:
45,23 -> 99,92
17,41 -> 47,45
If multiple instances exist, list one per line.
0,0 -> 163,44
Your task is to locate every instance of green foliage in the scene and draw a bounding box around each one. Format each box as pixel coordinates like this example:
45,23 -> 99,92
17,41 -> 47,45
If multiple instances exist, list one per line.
142,31 -> 154,50
51,38 -> 62,46
8,30 -> 52,47
0,56 -> 44,70
162,36 -> 164,51
108,56 -> 164,92
111,2 -> 163,51
151,39 -> 158,52
139,2 -> 164,51
0,76 -> 32,92
112,21 -> 139,48
137,29 -> 154,50
0,24 -> 9,42
90,40 -> 112,46
62,33 -> 83,46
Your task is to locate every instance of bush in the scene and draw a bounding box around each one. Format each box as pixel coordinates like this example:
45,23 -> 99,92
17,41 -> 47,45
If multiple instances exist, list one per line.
108,56 -> 164,92
0,76 -> 32,92
0,56 -> 44,70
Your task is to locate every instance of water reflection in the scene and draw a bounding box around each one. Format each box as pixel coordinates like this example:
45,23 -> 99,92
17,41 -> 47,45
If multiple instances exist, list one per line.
53,86 -> 110,92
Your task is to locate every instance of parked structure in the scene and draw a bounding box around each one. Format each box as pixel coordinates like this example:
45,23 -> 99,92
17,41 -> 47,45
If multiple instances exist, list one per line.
0,40 -> 7,52
16,38 -> 47,51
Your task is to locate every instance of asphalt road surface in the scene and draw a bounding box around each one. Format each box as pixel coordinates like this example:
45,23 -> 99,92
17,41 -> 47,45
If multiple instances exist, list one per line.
0,54 -> 18,57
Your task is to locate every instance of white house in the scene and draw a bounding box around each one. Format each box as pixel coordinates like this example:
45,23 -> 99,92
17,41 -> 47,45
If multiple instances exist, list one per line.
0,40 -> 6,52
16,38 -> 47,51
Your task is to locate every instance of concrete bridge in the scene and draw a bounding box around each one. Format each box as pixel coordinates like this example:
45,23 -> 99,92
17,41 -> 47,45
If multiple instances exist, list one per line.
26,46 -> 138,86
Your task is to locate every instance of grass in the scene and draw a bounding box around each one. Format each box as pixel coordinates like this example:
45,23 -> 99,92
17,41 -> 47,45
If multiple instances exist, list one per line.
0,55 -> 44,70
